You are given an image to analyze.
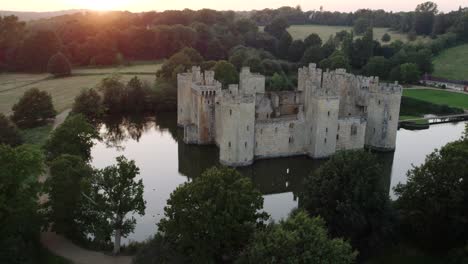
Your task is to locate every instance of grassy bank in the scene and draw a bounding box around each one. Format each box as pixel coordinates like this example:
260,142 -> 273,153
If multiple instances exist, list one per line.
432,44 -> 468,81
403,88 -> 468,110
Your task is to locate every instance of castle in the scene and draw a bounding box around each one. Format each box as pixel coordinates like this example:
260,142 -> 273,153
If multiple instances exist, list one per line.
177,64 -> 402,167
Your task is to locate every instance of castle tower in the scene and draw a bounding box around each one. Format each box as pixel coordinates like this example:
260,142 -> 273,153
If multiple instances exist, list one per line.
365,83 -> 402,150
239,67 -> 265,95
177,70 -> 194,127
218,92 -> 256,166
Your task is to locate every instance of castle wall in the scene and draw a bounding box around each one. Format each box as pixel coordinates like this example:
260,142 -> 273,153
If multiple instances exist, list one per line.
336,117 -> 367,151
240,67 -> 265,95
177,73 -> 192,126
365,84 -> 402,150
218,95 -> 256,166
254,118 -> 308,159
308,96 -> 339,158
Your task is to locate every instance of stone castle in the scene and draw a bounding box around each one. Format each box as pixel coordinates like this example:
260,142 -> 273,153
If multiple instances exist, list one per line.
177,64 -> 402,166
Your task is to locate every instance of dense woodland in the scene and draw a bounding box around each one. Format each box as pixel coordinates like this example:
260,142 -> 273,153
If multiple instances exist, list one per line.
0,3 -> 467,87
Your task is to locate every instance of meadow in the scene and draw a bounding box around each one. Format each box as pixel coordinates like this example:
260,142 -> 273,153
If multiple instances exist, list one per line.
403,88 -> 468,110
432,44 -> 468,81
0,62 -> 161,115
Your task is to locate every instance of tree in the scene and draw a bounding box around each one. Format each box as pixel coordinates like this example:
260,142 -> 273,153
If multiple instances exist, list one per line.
381,33 -> 391,42
100,75 -> 127,114
394,127 -> 468,250
399,63 -> 421,84
288,39 -> 306,62
245,57 -> 264,74
156,48 -> 203,81
126,76 -> 149,113
0,144 -> 44,263
301,45 -> 325,64
277,31 -> 292,59
304,33 -> 322,47
158,166 -> 269,262
237,211 -> 357,264
71,88 -> 105,122
88,156 -> 145,255
264,17 -> 289,39
414,2 -> 438,35
213,60 -> 238,87
16,30 -> 61,72
302,150 -> 394,254
320,51 -> 350,71
44,154 -> 94,240
44,114 -> 100,162
0,113 -> 22,146
363,56 -> 390,79
354,18 -> 371,35
11,88 -> 56,128
47,52 -> 72,77
268,72 -> 289,91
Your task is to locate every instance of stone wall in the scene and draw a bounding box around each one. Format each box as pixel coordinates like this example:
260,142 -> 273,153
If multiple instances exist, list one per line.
308,96 -> 340,158
336,117 -> 367,151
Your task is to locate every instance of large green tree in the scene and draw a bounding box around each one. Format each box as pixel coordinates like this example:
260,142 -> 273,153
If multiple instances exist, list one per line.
302,150 -> 394,254
16,30 -> 61,72
88,156 -> 145,255
11,88 -> 56,128
158,166 -> 269,262
237,210 -> 357,264
213,60 -> 238,87
44,114 -> 100,161
413,2 -> 438,35
363,56 -> 390,79
394,126 -> 468,250
126,76 -> 149,113
44,154 -> 94,240
0,144 -> 44,263
0,113 -> 22,146
47,52 -> 72,77
71,88 -> 105,122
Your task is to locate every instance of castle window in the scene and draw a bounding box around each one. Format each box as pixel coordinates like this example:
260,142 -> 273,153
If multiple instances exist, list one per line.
389,115 -> 392,121
256,142 -> 258,147
324,138 -> 327,143
337,134 -> 339,140
338,124 -> 340,131
328,111 -> 330,117
247,125 -> 249,131
378,100 -> 381,105
289,137 -> 293,143
373,128 -> 376,134
275,127 -> 278,133
228,142 -> 231,148
289,123 -> 294,128
230,109 -> 232,116
255,113 -> 258,118
245,142 -> 247,148
326,127 -> 328,133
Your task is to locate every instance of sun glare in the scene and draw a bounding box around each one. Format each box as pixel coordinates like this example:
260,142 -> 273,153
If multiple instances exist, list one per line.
71,0 -> 131,11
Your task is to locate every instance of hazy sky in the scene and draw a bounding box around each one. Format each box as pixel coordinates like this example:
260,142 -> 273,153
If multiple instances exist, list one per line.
2,0 -> 466,13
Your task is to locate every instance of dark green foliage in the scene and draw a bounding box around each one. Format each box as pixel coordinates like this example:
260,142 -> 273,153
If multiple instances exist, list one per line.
16,30 -> 61,72
261,59 -> 283,76
302,150 -> 394,255
156,48 -> 203,81
264,17 -> 289,39
245,57 -> 264,73
288,40 -> 306,62
12,88 -> 56,128
87,156 -> 146,254
268,72 -> 292,91
158,166 -> 269,263
394,128 -> 468,250
363,56 -> 390,79
44,114 -> 100,162
304,33 -> 322,47
0,144 -> 44,264
301,45 -> 325,64
235,19 -> 258,35
44,154 -> 94,241
100,75 -> 127,114
0,113 -> 22,146
320,51 -> 350,71
213,60 -> 238,87
353,18 -> 371,35
414,2 -> 438,35
126,76 -> 149,114
381,33 -> 391,42
400,97 -> 464,117
399,63 -> 421,84
453,13 -> 468,41
349,28 -> 374,68
71,88 -> 105,122
277,31 -> 292,59
201,60 -> 217,71
47,52 -> 72,77
237,210 -> 357,264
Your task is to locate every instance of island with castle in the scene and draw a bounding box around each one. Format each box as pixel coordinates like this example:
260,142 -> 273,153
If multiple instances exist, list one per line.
177,63 -> 402,167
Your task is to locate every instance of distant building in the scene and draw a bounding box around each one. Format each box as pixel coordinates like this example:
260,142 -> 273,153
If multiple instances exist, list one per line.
177,64 -> 402,166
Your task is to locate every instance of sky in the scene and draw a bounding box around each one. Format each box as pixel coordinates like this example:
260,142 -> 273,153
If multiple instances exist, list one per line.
1,0 -> 465,13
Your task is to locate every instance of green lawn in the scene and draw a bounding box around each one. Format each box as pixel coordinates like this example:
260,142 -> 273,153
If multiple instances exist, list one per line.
0,62 -> 160,115
399,115 -> 429,124
261,25 -> 428,43
403,88 -> 468,110
432,44 -> 468,81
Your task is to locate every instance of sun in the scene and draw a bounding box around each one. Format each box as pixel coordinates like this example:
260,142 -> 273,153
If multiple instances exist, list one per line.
71,0 -> 132,11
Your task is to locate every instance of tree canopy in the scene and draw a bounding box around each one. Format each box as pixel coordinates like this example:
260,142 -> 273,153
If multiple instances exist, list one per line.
213,60 -> 238,87
11,88 -> 56,128
158,166 -> 269,262
71,88 -> 105,122
47,52 -> 72,77
0,113 -> 22,146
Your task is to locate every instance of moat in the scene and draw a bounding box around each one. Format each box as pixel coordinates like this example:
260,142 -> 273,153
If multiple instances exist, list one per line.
90,112 -> 467,243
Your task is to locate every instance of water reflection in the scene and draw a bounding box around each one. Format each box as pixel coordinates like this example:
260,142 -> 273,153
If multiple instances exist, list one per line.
91,112 -> 466,242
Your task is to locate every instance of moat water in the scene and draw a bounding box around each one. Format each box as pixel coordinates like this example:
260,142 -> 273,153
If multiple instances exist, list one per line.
90,112 -> 467,243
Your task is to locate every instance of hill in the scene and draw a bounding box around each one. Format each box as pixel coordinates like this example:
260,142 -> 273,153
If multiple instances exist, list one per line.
0,9 -> 87,21
432,44 -> 468,81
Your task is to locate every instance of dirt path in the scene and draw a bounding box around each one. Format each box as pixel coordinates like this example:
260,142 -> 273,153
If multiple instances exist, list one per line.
40,109 -> 133,264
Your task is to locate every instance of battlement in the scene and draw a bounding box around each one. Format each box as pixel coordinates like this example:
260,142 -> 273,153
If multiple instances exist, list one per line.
376,82 -> 403,94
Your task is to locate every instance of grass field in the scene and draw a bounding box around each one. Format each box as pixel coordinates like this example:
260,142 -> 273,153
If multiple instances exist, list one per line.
403,88 -> 468,110
432,44 -> 468,81
261,25 -> 428,43
0,62 -> 160,115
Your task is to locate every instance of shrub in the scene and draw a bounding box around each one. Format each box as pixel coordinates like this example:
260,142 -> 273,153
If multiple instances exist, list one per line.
11,88 -> 56,128
47,52 -> 72,77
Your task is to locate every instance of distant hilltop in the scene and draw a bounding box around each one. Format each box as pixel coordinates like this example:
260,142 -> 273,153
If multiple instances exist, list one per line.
0,9 -> 88,21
